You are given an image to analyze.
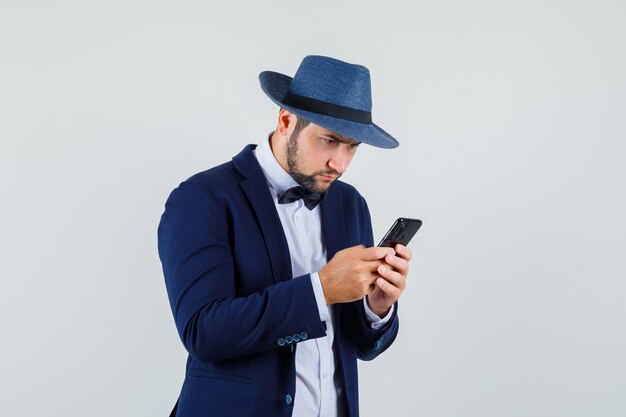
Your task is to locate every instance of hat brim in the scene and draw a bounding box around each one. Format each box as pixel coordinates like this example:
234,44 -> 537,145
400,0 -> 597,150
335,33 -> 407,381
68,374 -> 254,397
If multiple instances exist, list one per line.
259,71 -> 399,149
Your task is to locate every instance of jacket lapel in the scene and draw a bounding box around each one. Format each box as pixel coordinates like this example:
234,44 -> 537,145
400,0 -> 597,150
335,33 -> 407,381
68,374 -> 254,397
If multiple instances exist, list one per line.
320,183 -> 349,340
233,145 -> 292,284
320,184 -> 347,262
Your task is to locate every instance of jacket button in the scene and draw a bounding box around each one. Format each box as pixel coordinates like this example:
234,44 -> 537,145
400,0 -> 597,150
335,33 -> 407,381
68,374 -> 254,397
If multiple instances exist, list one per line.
285,394 -> 293,405
285,335 -> 293,344
277,338 -> 285,346
300,331 -> 308,340
292,333 -> 301,342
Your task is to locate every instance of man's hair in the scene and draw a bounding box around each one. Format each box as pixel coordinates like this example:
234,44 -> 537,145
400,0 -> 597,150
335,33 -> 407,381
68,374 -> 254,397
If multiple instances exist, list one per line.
292,115 -> 310,139
280,108 -> 310,140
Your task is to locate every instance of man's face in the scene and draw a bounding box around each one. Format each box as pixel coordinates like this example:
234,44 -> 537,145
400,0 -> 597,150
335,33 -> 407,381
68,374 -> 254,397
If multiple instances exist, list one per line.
286,121 -> 361,193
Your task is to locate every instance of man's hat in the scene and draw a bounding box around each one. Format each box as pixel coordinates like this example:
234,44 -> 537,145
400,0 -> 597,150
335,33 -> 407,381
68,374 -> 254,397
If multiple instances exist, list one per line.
259,55 -> 399,149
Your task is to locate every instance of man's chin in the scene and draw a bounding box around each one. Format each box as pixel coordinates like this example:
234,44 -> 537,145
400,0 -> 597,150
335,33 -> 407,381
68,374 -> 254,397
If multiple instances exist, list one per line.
313,180 -> 333,193
292,172 -> 336,193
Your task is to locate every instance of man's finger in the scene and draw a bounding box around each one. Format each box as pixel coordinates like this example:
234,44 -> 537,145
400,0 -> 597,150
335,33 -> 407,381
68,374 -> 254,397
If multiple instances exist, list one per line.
376,277 -> 402,299
377,264 -> 405,289
394,244 -> 413,261
361,246 -> 395,261
383,253 -> 409,273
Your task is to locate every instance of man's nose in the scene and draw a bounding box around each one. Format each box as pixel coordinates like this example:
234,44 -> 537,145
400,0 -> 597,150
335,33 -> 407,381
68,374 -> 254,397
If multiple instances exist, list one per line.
328,147 -> 350,174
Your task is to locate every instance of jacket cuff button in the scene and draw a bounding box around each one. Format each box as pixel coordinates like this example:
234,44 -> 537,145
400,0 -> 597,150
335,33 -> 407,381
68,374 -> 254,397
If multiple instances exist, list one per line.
277,338 -> 285,346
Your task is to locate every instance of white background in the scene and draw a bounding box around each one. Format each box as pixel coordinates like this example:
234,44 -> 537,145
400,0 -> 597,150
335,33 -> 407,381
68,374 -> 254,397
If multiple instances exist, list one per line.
1,1 -> 625,416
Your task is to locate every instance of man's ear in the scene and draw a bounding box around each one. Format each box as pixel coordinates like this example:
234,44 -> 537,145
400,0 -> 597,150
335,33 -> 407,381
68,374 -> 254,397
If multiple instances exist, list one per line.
276,109 -> 296,136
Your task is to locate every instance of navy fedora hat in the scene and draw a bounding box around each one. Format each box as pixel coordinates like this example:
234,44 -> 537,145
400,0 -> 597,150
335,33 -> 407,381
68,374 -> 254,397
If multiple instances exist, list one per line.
259,55 -> 399,149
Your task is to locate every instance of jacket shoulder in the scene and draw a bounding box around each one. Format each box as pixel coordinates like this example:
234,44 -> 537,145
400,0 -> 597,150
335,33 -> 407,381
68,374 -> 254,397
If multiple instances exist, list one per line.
329,180 -> 367,207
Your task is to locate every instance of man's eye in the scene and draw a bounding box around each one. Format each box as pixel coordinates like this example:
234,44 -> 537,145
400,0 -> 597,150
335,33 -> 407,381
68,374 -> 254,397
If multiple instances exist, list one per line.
322,138 -> 336,145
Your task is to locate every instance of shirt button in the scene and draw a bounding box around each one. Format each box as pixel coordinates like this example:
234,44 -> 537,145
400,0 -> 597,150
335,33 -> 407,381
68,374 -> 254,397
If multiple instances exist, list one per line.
285,394 -> 293,405
277,338 -> 285,346
300,331 -> 308,340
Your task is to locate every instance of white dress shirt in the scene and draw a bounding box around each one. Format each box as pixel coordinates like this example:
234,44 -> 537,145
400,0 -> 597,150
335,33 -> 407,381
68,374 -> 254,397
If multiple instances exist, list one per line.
254,135 -> 393,417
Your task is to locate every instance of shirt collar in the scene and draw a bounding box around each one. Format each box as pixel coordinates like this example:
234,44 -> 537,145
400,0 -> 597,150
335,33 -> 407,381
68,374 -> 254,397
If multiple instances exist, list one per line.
254,132 -> 299,195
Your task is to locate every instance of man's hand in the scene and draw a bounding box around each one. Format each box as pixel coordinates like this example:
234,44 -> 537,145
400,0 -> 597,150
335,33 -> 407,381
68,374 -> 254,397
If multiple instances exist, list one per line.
367,244 -> 412,318
319,245 -> 396,305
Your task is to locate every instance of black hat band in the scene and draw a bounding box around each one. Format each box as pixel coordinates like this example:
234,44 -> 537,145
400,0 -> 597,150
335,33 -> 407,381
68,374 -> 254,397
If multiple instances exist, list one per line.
282,91 -> 372,124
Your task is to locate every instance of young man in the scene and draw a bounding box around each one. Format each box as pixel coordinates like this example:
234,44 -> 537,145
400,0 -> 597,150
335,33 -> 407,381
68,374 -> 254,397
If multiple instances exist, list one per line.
158,55 -> 412,417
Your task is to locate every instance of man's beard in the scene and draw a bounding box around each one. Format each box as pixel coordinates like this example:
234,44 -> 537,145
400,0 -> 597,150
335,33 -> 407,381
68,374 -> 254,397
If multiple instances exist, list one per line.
287,131 -> 341,194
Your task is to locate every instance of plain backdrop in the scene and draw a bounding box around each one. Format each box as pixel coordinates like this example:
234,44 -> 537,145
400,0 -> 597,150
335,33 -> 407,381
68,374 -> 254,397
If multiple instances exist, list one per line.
1,1 -> 625,416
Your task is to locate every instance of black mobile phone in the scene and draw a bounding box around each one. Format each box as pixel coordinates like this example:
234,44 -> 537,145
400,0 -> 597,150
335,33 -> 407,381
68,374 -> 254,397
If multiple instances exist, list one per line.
377,217 -> 422,248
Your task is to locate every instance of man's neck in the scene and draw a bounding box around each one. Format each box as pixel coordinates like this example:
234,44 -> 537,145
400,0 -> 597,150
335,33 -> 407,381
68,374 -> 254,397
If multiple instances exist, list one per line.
268,131 -> 290,173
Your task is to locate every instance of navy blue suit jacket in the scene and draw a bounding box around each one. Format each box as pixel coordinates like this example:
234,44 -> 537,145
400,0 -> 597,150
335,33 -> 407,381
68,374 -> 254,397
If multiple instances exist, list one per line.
157,145 -> 399,417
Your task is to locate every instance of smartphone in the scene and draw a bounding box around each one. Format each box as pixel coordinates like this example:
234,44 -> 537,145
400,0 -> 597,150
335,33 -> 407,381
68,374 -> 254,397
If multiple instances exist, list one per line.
377,217 -> 422,248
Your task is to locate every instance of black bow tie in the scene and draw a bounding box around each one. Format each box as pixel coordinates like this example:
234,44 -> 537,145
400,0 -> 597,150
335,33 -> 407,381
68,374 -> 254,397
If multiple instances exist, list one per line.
278,186 -> 325,210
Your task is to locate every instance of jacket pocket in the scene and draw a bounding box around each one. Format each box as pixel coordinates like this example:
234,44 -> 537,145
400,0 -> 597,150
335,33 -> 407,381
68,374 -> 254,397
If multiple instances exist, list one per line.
187,367 -> 252,385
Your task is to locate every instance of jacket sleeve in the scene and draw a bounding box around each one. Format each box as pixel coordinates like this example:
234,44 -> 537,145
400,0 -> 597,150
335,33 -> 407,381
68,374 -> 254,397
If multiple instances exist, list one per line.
351,195 -> 400,361
157,181 -> 327,362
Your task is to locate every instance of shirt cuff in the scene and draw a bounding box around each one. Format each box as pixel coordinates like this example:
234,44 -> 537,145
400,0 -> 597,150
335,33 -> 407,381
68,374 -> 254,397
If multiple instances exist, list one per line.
310,272 -> 331,323
363,297 -> 394,330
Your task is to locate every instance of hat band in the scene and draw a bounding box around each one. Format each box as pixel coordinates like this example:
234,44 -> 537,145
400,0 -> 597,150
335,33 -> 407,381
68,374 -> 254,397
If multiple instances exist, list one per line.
282,91 -> 372,124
